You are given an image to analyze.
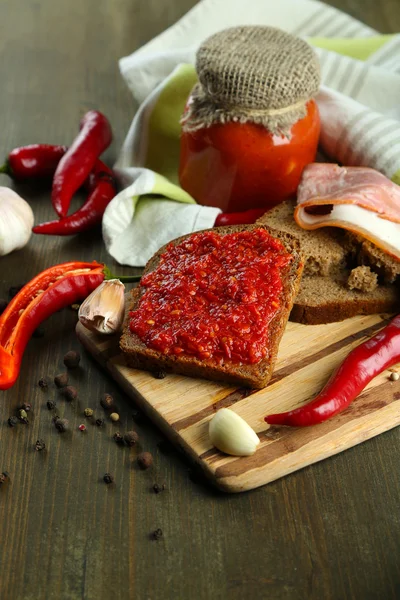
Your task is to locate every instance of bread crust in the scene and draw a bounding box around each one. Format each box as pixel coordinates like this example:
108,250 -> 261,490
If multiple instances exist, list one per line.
290,289 -> 399,325
120,225 -> 304,389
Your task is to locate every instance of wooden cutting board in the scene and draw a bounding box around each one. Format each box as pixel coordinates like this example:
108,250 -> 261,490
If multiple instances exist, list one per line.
76,312 -> 400,493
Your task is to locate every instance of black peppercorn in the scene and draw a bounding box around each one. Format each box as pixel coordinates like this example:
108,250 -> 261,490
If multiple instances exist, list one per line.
63,350 -> 81,369
21,403 -> 32,412
95,418 -> 105,427
38,378 -> 48,389
7,416 -> 18,427
153,370 -> 167,380
54,373 -> 68,388
54,418 -> 68,433
137,452 -> 153,470
35,439 -> 46,452
0,299 -> 8,315
46,400 -> 56,410
103,473 -> 114,484
113,432 -> 124,444
124,431 -> 139,447
63,386 -> 78,401
151,528 -> 163,541
100,393 -> 116,411
153,483 -> 166,494
0,472 -> 10,485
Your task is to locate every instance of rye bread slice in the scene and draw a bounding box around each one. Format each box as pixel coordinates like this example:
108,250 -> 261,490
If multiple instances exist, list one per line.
259,201 -> 400,324
291,273 -> 399,325
120,225 -> 304,389
358,239 -> 400,284
257,199 -> 347,277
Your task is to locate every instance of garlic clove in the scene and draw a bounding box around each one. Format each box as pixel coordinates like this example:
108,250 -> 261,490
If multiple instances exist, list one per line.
78,279 -> 125,335
209,408 -> 260,457
0,187 -> 34,256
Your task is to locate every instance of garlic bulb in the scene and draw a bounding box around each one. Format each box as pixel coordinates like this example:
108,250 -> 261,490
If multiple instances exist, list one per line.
209,408 -> 260,456
0,187 -> 34,256
78,279 -> 125,335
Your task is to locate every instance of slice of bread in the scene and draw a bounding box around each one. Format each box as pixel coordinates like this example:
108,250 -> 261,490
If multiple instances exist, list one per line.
290,273 -> 399,325
358,239 -> 400,284
343,231 -> 400,284
258,200 -> 400,324
120,225 -> 304,389
257,199 -> 347,277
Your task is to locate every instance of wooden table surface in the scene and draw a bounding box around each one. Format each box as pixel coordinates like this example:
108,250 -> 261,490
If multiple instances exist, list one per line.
1,1 -> 399,599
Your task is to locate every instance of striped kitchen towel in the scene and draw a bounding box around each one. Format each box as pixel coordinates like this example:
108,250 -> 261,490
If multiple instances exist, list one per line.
103,0 -> 400,267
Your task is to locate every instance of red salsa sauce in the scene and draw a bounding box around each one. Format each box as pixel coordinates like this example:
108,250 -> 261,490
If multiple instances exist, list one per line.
129,229 -> 292,365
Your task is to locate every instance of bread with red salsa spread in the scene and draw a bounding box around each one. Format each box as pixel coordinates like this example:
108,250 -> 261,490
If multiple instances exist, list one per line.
120,225 -> 303,389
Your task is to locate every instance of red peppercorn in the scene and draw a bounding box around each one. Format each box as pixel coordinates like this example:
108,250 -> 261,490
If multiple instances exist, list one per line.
54,373 -> 69,388
63,350 -> 81,369
137,452 -> 153,470
54,418 -> 68,433
124,431 -> 139,447
63,386 -> 78,401
100,393 -> 116,411
78,424 -> 87,432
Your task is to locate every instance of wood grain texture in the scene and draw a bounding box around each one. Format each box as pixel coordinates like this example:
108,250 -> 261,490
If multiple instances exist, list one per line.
76,314 -> 400,493
0,1 -> 400,599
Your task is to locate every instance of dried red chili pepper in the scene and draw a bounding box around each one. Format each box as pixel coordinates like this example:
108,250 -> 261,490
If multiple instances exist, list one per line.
52,111 -> 112,218
0,261 -> 139,390
0,144 -> 67,179
33,163 -> 116,236
265,315 -> 400,427
214,208 -> 267,227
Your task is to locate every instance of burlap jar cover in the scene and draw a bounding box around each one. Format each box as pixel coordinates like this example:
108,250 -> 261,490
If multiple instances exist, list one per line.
181,26 -> 321,136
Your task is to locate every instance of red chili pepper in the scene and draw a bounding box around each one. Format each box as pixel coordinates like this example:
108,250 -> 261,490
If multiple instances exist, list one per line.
52,111 -> 112,218
0,144 -> 67,179
33,163 -> 116,236
265,315 -> 400,427
0,262 -> 140,390
214,208 -> 266,227
84,157 -> 113,192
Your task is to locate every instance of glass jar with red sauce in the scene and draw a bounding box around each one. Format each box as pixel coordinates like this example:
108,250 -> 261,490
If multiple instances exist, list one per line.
179,26 -> 321,213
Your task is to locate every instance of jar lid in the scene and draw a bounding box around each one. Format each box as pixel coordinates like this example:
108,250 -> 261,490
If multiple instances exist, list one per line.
182,26 -> 321,135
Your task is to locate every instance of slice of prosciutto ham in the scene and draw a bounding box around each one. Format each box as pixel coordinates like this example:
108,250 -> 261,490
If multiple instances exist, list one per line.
294,163 -> 400,260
